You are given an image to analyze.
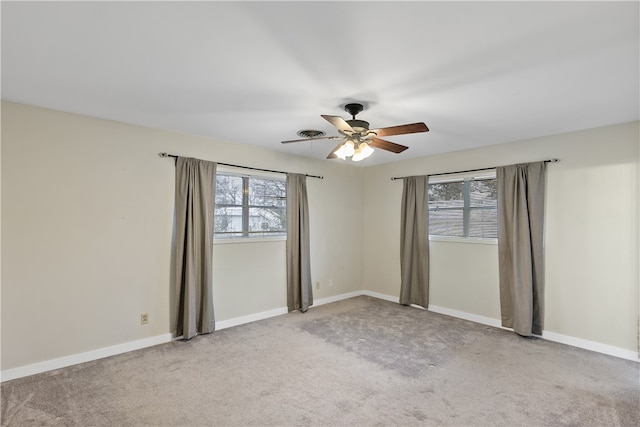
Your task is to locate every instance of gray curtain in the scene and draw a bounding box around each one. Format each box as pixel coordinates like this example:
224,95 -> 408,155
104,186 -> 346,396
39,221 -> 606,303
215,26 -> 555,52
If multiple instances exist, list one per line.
497,162 -> 546,336
286,173 -> 313,312
399,176 -> 430,308
174,157 -> 216,340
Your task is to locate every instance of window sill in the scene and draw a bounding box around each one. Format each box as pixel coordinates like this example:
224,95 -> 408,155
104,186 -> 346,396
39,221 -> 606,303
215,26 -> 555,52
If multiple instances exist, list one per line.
214,236 -> 286,245
429,236 -> 497,245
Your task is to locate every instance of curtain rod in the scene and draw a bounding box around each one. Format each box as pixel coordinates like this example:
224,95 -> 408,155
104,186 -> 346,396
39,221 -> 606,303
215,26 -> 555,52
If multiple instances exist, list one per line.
390,159 -> 559,181
159,152 -> 323,180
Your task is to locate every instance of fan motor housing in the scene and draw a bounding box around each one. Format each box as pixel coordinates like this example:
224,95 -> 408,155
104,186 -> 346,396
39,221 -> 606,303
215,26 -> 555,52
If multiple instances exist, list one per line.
347,119 -> 369,131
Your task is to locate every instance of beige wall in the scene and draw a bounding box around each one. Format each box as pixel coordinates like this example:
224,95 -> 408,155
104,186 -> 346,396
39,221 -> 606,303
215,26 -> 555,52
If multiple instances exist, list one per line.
2,101 -> 638,373
1,102 -> 363,370
363,121 -> 639,353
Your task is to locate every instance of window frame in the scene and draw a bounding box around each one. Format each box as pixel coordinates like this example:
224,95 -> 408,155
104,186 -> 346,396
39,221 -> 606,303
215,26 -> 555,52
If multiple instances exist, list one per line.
428,171 -> 498,244
214,168 -> 287,243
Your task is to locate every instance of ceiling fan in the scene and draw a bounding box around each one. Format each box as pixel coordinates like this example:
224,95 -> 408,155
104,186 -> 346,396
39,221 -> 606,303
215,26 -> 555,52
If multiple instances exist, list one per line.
281,103 -> 429,161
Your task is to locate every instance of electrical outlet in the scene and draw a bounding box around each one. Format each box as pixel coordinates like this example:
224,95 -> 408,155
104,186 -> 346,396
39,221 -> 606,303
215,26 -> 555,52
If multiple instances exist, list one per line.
140,313 -> 149,325
329,279 -> 334,287
315,281 -> 320,290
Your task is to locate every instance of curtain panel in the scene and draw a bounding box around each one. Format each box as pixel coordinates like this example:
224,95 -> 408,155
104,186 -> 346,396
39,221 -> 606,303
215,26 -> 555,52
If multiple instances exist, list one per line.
286,173 -> 313,312
497,161 -> 546,336
174,157 -> 217,340
399,176 -> 430,308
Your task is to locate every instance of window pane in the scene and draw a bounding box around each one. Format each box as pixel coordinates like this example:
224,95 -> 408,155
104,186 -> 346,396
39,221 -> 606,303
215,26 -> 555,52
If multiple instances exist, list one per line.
214,206 -> 243,237
249,178 -> 286,207
469,179 -> 497,207
429,181 -> 464,236
248,207 -> 286,235
428,181 -> 464,209
215,175 -> 243,205
468,208 -> 498,238
429,208 -> 464,237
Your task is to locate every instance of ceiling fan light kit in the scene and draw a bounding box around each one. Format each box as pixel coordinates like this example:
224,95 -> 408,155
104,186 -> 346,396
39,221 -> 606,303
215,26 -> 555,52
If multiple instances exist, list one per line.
351,141 -> 375,161
281,102 -> 429,162
334,140 -> 355,159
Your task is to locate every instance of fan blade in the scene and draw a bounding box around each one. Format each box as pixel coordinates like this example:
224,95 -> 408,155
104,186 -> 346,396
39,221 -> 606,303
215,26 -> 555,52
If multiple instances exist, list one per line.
326,142 -> 345,159
369,137 -> 409,153
281,136 -> 341,144
321,115 -> 354,134
372,122 -> 429,137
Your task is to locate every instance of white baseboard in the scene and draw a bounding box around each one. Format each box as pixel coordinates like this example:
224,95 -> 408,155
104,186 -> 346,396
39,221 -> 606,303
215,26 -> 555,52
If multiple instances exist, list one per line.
1,291 -> 365,383
215,307 -> 289,331
314,291 -> 364,306
4,291 -> 636,382
363,291 -> 639,362
216,290 -> 363,330
1,333 -> 172,383
362,290 -> 397,303
542,330 -> 639,362
427,304 -> 505,329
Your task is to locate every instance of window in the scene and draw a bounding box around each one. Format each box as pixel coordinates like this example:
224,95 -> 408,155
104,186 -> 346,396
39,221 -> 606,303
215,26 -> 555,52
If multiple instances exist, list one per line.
214,173 -> 286,239
428,174 -> 497,239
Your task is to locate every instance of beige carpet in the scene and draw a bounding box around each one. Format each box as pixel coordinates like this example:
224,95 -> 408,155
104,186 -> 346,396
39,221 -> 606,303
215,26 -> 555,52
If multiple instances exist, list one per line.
2,296 -> 639,426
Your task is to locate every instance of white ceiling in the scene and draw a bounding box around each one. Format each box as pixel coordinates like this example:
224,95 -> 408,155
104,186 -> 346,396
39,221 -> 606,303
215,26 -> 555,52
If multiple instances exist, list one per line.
2,1 -> 639,166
